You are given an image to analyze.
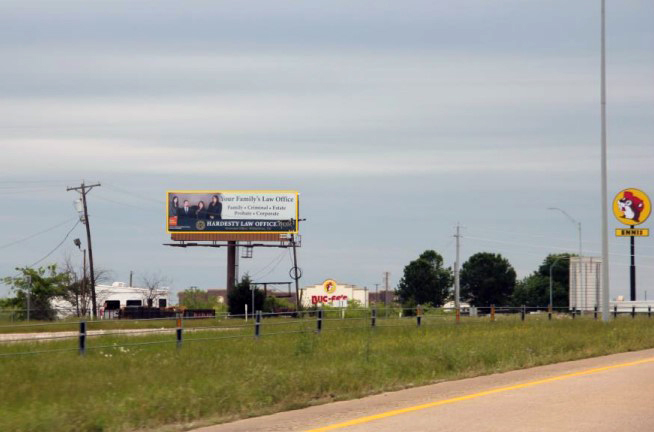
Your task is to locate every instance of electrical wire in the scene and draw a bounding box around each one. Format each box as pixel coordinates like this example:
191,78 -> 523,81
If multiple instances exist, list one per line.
103,183 -> 165,205
0,217 -> 76,250
28,220 -> 81,267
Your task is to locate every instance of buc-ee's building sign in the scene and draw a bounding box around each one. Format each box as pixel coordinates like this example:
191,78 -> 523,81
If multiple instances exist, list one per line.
311,279 -> 349,305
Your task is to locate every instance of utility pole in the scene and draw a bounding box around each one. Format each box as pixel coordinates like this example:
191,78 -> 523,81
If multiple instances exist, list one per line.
383,272 -> 390,307
600,0 -> 610,322
454,223 -> 461,310
374,283 -> 379,305
129,270 -> 133,287
67,181 -> 101,318
25,275 -> 31,322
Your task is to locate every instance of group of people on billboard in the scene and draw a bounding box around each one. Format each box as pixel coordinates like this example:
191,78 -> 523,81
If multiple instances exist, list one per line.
169,195 -> 223,226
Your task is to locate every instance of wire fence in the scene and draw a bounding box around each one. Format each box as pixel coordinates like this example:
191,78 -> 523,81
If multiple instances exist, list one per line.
1,304 -> 652,359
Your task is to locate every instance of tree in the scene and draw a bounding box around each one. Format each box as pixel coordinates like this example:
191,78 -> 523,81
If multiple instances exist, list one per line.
178,287 -> 219,310
227,274 -> 264,315
141,272 -> 171,308
460,252 -> 516,306
511,253 -> 572,307
396,250 -> 453,307
61,255 -> 111,317
3,265 -> 71,320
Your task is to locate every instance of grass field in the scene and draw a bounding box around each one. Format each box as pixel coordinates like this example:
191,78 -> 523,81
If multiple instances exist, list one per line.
1,314 -> 653,432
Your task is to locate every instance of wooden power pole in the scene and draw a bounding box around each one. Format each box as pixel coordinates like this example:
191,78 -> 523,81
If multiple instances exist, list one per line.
67,182 -> 101,318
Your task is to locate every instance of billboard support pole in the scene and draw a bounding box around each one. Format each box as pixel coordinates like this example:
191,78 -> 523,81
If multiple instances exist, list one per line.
227,241 -> 237,293
291,234 -> 301,311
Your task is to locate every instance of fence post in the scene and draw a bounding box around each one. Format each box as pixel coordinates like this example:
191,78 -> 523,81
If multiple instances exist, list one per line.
176,313 -> 183,349
572,306 -> 576,319
548,304 -> 552,321
371,308 -> 377,328
521,305 -> 525,321
455,307 -> 460,324
594,305 -> 598,320
315,309 -> 323,334
79,320 -> 86,356
255,310 -> 261,338
614,305 -> 618,319
416,304 -> 422,327
490,305 -> 495,322
649,306 -> 651,318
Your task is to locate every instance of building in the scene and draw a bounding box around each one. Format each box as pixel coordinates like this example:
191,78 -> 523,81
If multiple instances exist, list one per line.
300,280 -> 369,308
569,256 -> 602,311
368,290 -> 396,305
52,281 -> 170,318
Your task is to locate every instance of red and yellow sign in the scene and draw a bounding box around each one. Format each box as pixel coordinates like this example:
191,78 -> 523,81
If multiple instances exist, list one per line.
323,279 -> 337,294
613,188 -> 650,227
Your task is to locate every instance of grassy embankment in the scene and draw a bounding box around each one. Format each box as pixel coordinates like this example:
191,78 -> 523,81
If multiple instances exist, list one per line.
1,314 -> 653,432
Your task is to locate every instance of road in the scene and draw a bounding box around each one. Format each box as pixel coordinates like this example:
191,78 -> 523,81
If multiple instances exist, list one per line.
195,348 -> 654,432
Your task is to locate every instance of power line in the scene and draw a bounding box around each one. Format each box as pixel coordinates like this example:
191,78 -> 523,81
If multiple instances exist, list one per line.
104,183 -> 165,205
28,220 -> 81,268
0,217 -> 76,250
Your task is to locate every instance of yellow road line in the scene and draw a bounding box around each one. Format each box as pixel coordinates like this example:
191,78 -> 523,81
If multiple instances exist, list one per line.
307,356 -> 654,431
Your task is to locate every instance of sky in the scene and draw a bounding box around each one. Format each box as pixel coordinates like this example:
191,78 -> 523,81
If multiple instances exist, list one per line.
1,0 -> 653,302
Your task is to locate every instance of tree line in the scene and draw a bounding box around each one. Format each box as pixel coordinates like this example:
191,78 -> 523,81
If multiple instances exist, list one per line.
396,250 -> 572,308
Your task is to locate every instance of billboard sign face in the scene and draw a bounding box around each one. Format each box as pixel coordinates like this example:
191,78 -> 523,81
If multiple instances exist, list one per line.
167,190 -> 299,234
612,188 -> 650,226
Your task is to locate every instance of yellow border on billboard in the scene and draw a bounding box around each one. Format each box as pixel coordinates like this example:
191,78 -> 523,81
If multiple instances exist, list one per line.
165,190 -> 300,235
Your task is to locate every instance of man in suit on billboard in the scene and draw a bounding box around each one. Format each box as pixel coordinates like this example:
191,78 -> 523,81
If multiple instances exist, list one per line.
178,200 -> 194,227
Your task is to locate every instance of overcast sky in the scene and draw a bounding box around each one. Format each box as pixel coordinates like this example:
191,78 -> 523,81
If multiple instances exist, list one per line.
1,0 -> 653,301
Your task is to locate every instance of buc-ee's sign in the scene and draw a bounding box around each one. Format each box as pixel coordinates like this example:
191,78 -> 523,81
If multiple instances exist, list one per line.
312,295 -> 348,305
311,279 -> 348,304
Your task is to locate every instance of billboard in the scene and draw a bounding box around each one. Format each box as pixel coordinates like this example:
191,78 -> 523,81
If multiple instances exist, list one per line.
167,190 -> 299,234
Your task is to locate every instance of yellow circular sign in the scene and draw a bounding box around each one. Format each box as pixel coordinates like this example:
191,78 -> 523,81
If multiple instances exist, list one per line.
613,188 -> 650,226
323,279 -> 337,294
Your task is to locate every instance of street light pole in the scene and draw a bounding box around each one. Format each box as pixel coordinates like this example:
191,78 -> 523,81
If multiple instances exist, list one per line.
600,0 -> 610,322
548,207 -> 584,309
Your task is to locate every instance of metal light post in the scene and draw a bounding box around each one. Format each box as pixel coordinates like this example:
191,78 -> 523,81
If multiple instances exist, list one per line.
600,0 -> 610,322
548,207 -> 584,309
548,208 -> 582,260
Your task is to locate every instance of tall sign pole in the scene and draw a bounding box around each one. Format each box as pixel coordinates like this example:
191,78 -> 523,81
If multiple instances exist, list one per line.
454,223 -> 461,310
67,182 -> 101,318
600,0 -> 610,322
612,188 -> 651,302
630,226 -> 635,300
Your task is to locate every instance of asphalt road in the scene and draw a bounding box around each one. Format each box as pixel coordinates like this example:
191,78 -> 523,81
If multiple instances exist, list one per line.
195,348 -> 654,432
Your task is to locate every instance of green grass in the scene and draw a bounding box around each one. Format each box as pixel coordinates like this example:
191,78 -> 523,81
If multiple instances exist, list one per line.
1,315 -> 654,432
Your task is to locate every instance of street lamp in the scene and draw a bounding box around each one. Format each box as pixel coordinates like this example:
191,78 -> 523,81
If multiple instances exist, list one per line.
548,207 -> 584,310
548,208 -> 582,259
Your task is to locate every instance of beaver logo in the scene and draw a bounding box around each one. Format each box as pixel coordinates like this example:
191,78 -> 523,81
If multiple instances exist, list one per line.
323,279 -> 337,294
613,188 -> 650,226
